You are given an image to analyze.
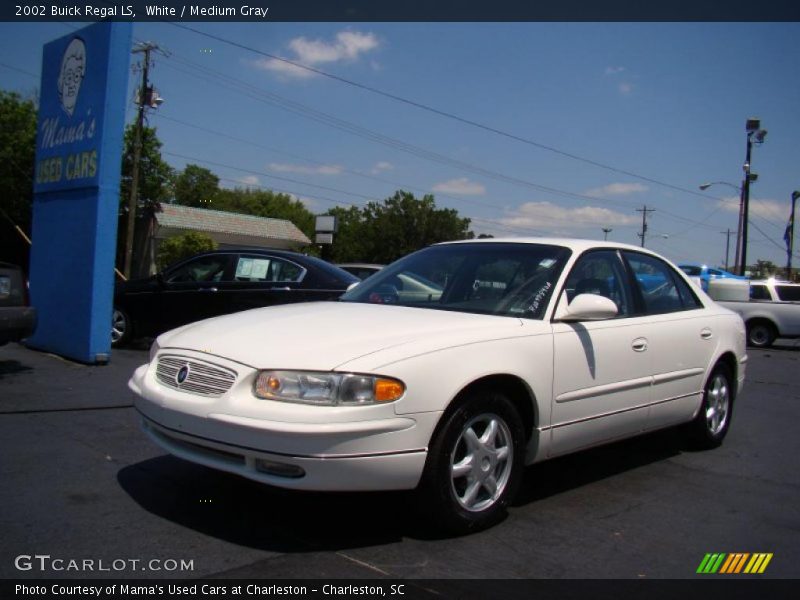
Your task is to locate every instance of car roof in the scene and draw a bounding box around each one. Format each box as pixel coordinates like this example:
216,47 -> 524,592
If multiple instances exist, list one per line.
337,263 -> 385,269
193,247 -> 306,258
438,237 -> 666,256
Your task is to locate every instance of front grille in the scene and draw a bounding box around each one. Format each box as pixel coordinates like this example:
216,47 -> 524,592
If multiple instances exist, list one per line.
156,355 -> 237,397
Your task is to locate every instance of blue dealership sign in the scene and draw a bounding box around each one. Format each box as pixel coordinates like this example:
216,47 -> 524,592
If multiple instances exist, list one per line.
26,22 -> 132,364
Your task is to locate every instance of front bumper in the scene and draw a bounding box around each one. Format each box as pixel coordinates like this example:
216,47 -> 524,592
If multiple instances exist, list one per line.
129,353 -> 439,491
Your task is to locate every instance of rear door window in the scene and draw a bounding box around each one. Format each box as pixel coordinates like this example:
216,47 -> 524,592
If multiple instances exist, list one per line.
749,284 -> 771,301
624,252 -> 702,314
235,255 -> 305,283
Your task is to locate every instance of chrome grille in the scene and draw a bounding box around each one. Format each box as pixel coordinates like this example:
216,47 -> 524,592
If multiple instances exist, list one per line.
156,355 -> 237,397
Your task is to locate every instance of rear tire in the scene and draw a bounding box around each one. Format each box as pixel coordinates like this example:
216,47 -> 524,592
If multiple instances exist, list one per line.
417,388 -> 525,535
746,320 -> 776,348
684,363 -> 734,449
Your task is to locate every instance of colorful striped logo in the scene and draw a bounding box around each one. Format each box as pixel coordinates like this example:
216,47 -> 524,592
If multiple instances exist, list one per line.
697,553 -> 773,574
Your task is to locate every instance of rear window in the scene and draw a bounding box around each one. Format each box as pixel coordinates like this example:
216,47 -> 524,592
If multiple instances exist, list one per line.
776,285 -> 800,301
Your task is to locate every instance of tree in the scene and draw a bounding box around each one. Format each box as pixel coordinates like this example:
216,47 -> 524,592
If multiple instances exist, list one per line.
156,232 -> 218,270
173,164 -> 220,207
119,124 -> 174,276
327,191 -> 473,264
0,90 -> 37,268
119,124 -> 174,215
750,259 -> 779,280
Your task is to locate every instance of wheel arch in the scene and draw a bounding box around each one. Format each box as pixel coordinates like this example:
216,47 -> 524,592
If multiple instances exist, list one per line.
708,351 -> 739,403
746,316 -> 777,333
433,374 -> 538,445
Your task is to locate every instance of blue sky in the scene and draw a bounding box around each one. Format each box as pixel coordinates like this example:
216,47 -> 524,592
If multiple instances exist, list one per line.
2,21 -> 799,267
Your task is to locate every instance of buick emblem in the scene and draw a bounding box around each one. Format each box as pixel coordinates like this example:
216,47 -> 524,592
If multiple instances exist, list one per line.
176,365 -> 190,385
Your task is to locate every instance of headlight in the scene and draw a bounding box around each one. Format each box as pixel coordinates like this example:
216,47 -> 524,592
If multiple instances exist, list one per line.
148,339 -> 161,363
254,370 -> 405,406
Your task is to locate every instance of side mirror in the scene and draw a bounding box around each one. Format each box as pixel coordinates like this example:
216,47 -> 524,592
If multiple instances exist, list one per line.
555,293 -> 618,322
155,272 -> 165,286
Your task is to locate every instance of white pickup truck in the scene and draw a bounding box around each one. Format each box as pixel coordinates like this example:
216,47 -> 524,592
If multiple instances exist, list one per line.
710,279 -> 800,348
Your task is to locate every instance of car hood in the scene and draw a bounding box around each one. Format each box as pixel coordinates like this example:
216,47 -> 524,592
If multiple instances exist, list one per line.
156,301 -> 535,371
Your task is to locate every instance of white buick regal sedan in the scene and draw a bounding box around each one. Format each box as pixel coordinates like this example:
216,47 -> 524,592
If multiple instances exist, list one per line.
129,239 -> 747,533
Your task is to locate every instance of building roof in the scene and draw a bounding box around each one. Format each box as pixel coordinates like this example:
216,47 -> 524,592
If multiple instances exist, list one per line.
154,204 -> 311,249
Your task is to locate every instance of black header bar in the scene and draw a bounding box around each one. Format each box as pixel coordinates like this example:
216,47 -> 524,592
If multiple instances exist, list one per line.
3,0 -> 800,22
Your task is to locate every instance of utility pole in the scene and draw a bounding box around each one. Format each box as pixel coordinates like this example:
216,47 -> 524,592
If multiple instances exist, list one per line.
123,42 -> 159,280
787,191 -> 800,280
720,229 -> 734,271
602,227 -> 612,241
737,118 -> 767,276
636,205 -> 655,247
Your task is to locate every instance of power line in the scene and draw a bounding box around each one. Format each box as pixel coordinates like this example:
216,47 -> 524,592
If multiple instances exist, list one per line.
157,51 -> 727,236
168,22 -> 721,202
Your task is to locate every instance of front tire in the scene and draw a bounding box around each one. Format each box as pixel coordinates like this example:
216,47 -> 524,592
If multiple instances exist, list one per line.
685,363 -> 734,449
418,389 -> 525,535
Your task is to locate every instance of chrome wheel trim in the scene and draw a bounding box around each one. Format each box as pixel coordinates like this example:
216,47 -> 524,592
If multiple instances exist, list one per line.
449,412 -> 513,513
749,325 -> 770,346
705,373 -> 730,436
111,309 -> 127,343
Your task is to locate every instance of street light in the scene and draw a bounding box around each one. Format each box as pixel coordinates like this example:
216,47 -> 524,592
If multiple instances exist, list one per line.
699,181 -> 741,193
602,227 -> 612,240
699,181 -> 742,272
787,190 -> 800,280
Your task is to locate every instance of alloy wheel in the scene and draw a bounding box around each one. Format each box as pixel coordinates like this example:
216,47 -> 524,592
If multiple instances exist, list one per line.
449,413 -> 514,512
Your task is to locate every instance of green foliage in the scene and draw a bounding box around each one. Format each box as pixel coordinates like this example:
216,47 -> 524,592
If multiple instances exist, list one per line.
157,231 -> 218,270
326,191 -> 473,263
749,259 -> 779,279
120,124 -> 174,215
173,164 -> 220,207
0,90 -> 37,232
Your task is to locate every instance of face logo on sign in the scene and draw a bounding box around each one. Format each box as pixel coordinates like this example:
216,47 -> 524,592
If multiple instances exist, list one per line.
58,37 -> 86,117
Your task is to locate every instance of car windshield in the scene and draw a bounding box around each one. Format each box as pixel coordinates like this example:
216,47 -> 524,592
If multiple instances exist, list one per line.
340,242 -> 571,319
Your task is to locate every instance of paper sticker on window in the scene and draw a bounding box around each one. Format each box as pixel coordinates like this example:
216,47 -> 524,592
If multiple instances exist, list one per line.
236,258 -> 254,278
250,259 -> 270,280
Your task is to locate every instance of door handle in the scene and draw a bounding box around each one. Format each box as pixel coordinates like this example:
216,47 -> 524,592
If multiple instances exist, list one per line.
199,287 -> 218,292
700,328 -> 713,340
632,338 -> 648,352
270,287 -> 291,291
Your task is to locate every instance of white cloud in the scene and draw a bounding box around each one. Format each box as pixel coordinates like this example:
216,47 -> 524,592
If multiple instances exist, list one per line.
717,196 -> 788,221
370,161 -> 393,174
238,175 -> 260,187
605,66 -> 626,75
499,201 -> 639,232
618,82 -> 634,95
255,30 -> 380,78
432,178 -> 486,196
268,163 -> 343,176
585,182 -> 648,198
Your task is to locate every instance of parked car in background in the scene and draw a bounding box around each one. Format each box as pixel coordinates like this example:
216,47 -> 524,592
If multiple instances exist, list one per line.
0,262 -> 36,346
130,239 -> 746,534
749,278 -> 800,302
113,249 -> 358,346
712,278 -> 800,348
678,263 -> 747,292
336,263 -> 384,280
